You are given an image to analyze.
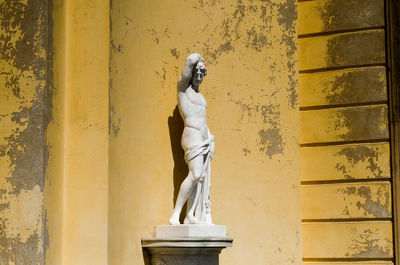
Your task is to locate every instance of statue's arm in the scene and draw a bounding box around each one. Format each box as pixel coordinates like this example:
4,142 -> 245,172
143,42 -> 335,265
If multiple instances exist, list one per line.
177,53 -> 204,92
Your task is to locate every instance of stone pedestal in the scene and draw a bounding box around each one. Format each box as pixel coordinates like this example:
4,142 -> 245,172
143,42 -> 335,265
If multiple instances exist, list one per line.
142,225 -> 232,265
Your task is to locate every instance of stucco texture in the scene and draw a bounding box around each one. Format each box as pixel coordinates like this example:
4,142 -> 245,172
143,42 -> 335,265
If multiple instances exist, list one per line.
109,0 -> 301,264
45,0 -> 109,265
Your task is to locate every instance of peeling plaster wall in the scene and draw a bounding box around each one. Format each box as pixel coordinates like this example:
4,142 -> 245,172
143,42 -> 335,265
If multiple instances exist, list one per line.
0,0 -> 50,264
0,0 -> 109,264
109,0 -> 301,264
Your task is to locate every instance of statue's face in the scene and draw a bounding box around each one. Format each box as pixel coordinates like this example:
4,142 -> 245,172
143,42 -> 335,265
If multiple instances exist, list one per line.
191,62 -> 206,87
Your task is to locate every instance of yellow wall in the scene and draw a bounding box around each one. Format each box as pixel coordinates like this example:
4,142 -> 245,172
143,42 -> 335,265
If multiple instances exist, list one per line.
45,0 -> 109,265
109,0 -> 301,264
2,0 -> 397,264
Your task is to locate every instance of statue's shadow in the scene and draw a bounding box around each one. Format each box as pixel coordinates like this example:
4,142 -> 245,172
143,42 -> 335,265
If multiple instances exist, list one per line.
168,105 -> 189,224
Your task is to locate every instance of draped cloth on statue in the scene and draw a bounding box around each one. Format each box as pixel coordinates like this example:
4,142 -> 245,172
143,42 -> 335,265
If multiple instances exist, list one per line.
183,135 -> 214,224
183,135 -> 214,163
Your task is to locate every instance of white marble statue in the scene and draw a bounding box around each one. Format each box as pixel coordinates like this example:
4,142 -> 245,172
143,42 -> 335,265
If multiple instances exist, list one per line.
169,53 -> 215,225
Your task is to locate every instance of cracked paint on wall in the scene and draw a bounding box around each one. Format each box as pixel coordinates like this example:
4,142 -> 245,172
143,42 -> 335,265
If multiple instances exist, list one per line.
334,145 -> 386,179
347,228 -> 392,258
0,0 -> 49,264
337,185 -> 391,218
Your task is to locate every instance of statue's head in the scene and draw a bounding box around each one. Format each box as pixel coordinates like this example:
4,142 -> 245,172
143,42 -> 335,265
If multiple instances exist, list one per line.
190,61 -> 207,87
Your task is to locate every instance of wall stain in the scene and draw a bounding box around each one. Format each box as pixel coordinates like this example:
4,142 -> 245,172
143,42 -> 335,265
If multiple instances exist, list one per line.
258,128 -> 283,158
338,185 -> 390,217
323,69 -> 386,105
242,148 -> 251,156
111,40 -> 125,54
195,0 -> 217,8
109,105 -> 121,137
203,41 -> 235,62
245,26 -> 269,52
257,104 -> 283,158
0,203 -> 10,211
230,98 -> 256,120
148,28 -> 160,44
0,222 -> 42,265
332,106 -> 387,141
318,0 -> 383,33
170,48 -> 180,59
346,228 -> 391,257
200,0 -> 295,64
334,145 -> 385,179
326,30 -> 385,68
231,98 -> 283,158
277,0 -> 298,109
261,104 -> 280,126
356,186 -> 390,217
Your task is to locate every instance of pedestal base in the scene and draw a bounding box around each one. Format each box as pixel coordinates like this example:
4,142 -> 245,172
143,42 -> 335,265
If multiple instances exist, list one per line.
142,238 -> 233,265
156,224 -> 226,238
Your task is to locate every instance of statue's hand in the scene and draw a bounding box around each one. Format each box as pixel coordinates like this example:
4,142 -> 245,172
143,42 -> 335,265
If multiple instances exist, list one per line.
199,173 -> 206,183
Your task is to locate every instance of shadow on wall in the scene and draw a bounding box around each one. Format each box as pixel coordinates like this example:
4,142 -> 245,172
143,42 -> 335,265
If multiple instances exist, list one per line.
168,105 -> 189,224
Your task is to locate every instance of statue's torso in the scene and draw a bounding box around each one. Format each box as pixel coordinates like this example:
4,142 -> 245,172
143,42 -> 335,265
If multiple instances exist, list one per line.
178,86 -> 208,141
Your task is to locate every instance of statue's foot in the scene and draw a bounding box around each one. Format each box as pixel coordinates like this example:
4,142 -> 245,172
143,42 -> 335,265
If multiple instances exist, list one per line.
169,211 -> 180,225
184,214 -> 201,224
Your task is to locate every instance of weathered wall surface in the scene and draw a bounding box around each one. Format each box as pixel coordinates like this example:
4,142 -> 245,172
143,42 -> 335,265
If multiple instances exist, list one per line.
299,0 -> 394,263
44,0 -> 64,263
109,0 -> 301,264
0,0 -> 49,264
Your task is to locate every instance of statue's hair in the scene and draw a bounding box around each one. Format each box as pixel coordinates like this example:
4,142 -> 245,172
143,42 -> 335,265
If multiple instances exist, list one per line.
193,61 -> 207,76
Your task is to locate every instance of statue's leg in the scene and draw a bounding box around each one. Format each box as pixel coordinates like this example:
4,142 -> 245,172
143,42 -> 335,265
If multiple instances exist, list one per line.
185,154 -> 207,224
169,155 -> 203,225
187,183 -> 199,212
186,182 -> 198,215
205,163 -> 212,224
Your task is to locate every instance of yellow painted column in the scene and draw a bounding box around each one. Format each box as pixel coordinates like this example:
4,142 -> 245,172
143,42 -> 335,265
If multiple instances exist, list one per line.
45,0 -> 109,264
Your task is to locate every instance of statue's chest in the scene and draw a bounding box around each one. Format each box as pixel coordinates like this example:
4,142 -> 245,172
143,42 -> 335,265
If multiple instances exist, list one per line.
186,90 -> 207,107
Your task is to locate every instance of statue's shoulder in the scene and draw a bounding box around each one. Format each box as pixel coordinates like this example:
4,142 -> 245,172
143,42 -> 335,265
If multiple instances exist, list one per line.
178,89 -> 191,106
179,86 -> 193,98
178,89 -> 188,100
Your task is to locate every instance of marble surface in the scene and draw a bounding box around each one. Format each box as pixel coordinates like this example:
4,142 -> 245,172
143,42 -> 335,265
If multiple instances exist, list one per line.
170,53 -> 215,225
156,224 -> 226,238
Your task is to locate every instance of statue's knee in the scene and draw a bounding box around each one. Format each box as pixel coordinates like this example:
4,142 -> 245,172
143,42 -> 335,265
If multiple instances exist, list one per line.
192,173 -> 201,182
192,173 -> 206,183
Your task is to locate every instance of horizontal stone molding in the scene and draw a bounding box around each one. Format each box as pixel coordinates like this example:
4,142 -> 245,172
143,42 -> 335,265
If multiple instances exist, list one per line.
299,30 -> 386,71
298,0 -> 385,35
301,105 -> 389,144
